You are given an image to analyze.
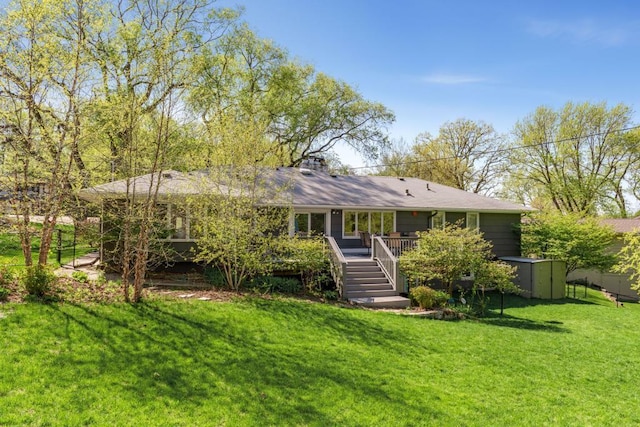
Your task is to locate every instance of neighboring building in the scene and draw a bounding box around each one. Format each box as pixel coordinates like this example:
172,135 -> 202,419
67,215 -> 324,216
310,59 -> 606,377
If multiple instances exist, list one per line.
568,218 -> 640,301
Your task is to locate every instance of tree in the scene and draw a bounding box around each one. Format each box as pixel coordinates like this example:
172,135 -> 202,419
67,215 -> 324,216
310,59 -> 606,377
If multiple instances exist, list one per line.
0,0 -> 97,266
507,102 -> 639,216
399,223 -> 516,295
613,231 -> 640,296
185,104 -> 290,290
520,211 -> 617,275
378,119 -> 506,196
84,0 -> 237,302
189,25 -> 394,168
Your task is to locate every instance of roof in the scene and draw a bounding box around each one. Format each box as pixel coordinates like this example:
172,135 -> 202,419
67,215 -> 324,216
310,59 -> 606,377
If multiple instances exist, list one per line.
79,167 -> 532,214
600,218 -> 640,234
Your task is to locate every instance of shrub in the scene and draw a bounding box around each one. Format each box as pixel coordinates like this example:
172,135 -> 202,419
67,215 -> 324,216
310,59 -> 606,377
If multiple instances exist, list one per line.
247,276 -> 302,294
203,266 -> 227,287
433,290 -> 450,308
0,286 -> 9,302
322,290 -> 339,301
0,266 -> 14,288
0,267 -> 15,302
22,265 -> 57,298
71,271 -> 89,283
274,237 -> 330,291
410,286 -> 450,309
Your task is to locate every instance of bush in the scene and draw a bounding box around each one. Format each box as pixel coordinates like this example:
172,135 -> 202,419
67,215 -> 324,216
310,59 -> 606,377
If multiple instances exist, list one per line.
0,286 -> 9,302
203,267 -> 227,287
433,290 -> 450,308
0,267 -> 15,302
410,285 -> 450,309
274,237 -> 330,291
247,276 -> 302,294
22,265 -> 57,298
71,271 -> 89,283
0,266 -> 14,288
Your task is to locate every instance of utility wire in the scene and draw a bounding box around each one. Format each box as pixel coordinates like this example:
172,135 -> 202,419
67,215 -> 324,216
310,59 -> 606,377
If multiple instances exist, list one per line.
347,124 -> 640,171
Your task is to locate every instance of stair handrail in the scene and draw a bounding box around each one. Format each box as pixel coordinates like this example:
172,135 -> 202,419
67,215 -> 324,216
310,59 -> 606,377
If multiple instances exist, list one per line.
372,236 -> 398,292
324,235 -> 348,298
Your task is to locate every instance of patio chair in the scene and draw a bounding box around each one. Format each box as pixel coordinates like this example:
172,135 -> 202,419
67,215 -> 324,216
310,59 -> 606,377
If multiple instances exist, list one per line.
359,231 -> 371,254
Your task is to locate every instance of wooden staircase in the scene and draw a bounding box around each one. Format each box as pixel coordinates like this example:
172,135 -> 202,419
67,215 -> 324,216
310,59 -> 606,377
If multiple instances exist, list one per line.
344,260 -> 410,309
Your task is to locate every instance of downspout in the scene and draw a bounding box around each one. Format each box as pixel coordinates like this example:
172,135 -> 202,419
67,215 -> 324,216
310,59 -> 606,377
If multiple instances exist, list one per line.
426,210 -> 438,228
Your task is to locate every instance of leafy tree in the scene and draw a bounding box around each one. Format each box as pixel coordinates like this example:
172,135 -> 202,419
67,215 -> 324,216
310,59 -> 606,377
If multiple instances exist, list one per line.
0,0 -> 98,266
507,102 -> 639,215
412,119 -> 506,195
378,119 -> 506,196
399,223 -> 516,295
83,0 -> 237,302
613,231 -> 640,295
189,25 -> 394,168
189,169 -> 291,291
520,211 -> 617,275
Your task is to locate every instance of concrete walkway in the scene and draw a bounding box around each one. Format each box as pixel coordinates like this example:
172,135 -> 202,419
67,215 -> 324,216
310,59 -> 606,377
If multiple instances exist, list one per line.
55,252 -> 103,281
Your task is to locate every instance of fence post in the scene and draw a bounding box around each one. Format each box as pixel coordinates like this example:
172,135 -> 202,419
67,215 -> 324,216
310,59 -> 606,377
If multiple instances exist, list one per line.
73,226 -> 77,268
57,229 -> 62,264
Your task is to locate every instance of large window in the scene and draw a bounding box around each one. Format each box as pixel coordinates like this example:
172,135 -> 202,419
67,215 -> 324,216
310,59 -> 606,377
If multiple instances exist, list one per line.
343,211 -> 394,237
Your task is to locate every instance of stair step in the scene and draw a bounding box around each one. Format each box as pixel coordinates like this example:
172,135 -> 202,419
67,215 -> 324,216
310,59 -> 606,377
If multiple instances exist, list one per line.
347,271 -> 382,276
347,266 -> 384,272
346,277 -> 389,285
345,283 -> 393,291
346,289 -> 398,298
346,262 -> 378,268
349,296 -> 411,309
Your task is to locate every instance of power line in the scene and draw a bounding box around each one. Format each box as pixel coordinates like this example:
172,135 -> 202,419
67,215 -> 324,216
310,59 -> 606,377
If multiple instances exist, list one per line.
347,124 -> 640,171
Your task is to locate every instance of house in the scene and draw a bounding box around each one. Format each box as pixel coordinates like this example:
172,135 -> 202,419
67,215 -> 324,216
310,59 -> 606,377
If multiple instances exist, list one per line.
80,163 -> 532,307
567,218 -> 640,301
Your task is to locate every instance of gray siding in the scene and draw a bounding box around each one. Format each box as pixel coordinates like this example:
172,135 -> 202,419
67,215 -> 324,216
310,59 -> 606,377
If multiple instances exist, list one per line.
479,213 -> 521,257
396,211 -> 431,234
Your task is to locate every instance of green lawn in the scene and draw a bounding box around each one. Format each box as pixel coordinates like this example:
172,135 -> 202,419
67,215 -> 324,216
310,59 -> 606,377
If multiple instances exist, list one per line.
1,290 -> 639,426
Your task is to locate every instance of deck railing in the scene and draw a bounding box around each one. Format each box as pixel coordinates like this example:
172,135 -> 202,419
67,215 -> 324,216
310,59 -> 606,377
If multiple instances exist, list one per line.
372,236 -> 419,294
372,236 -> 397,292
325,236 -> 348,298
379,236 -> 419,257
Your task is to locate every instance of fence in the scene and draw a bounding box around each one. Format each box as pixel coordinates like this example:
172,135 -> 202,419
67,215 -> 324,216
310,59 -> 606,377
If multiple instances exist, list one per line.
0,224 -> 98,269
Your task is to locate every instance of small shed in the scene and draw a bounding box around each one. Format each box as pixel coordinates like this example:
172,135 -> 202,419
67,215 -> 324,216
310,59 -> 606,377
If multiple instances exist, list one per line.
499,257 -> 566,299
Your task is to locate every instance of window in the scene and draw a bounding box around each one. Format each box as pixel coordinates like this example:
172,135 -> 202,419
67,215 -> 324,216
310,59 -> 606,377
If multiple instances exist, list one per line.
344,211 -> 357,237
431,212 -> 445,230
295,212 -> 326,236
466,212 -> 480,230
343,211 -> 395,238
164,204 -> 192,240
295,213 -> 309,235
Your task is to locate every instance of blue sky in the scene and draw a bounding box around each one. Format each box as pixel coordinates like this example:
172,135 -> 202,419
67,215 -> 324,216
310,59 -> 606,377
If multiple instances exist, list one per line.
218,0 -> 640,167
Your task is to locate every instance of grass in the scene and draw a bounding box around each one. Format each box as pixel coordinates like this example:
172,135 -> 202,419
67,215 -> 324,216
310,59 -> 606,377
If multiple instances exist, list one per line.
1,289 -> 639,426
0,222 -> 96,271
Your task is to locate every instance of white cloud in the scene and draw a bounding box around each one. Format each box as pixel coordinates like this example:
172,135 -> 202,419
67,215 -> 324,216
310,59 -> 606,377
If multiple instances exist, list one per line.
527,19 -> 632,47
422,73 -> 487,85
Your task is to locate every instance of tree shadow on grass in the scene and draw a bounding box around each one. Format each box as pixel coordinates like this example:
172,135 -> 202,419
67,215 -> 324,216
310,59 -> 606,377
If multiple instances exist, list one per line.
45,299 -> 435,425
478,311 -> 569,333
